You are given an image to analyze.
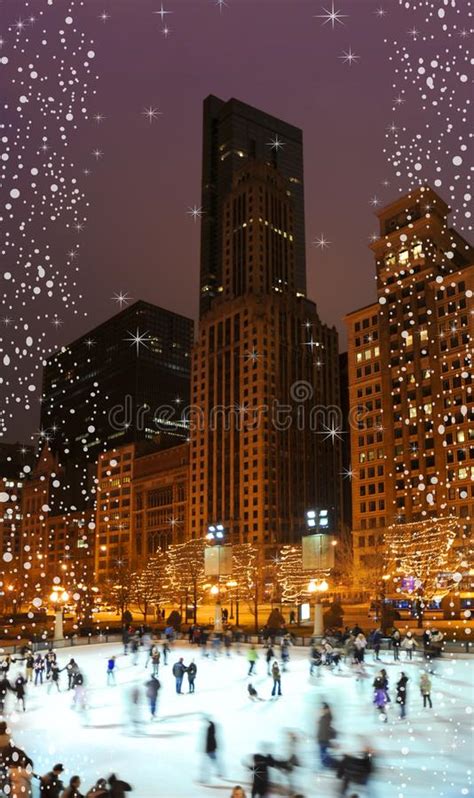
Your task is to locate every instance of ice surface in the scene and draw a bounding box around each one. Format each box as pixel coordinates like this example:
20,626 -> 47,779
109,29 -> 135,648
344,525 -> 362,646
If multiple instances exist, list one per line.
3,640 -> 473,797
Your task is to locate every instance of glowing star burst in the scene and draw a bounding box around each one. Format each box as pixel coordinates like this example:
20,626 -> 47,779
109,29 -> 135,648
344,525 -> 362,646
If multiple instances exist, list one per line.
154,4 -> 172,22
370,195 -> 380,207
317,423 -> 344,443
93,113 -> 106,124
386,122 -> 399,135
99,11 -> 110,23
267,135 -> 285,151
187,205 -> 204,222
243,348 -> 262,363
374,7 -> 386,18
315,1 -> 348,29
341,466 -> 357,480
92,149 -> 103,160
215,0 -> 228,11
125,328 -> 151,355
112,291 -> 132,308
162,26 -> 172,37
312,234 -> 331,250
339,47 -> 359,65
142,106 -> 162,124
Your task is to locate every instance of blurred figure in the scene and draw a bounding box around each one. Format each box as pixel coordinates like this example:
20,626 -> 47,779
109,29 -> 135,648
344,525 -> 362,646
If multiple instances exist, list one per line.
396,672 -> 409,719
126,685 -> 142,735
61,775 -> 83,798
372,672 -> 388,723
266,645 -> 274,675
271,661 -> 282,697
6,746 -> 34,798
337,744 -> 375,797
420,671 -> 432,709
106,656 -> 116,686
391,629 -> 401,661
317,703 -> 337,768
247,646 -> 258,676
247,684 -> 264,702
108,773 -> 132,798
145,675 -> 160,720
230,786 -> 247,798
14,673 -> 26,712
200,719 -> 223,783
187,660 -> 197,693
39,763 -> 64,798
85,779 -> 108,798
401,632 -> 418,660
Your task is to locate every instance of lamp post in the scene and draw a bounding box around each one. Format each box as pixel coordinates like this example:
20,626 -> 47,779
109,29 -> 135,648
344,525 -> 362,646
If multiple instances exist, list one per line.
210,584 -> 223,633
307,579 -> 329,637
49,587 -> 69,641
226,579 -> 238,622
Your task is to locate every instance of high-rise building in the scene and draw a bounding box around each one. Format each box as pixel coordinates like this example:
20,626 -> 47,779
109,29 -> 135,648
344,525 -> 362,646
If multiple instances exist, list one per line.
40,300 -> 193,510
0,443 -> 34,562
199,95 -> 307,315
95,441 -> 189,581
191,103 -> 341,559
345,186 -> 473,580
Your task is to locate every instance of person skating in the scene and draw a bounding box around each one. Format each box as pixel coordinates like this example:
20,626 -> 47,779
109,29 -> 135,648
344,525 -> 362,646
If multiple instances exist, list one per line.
33,654 -> 45,686
247,684 -> 264,702
5,746 -> 34,798
224,629 -> 233,657
61,775 -> 83,798
63,658 -> 79,691
265,645 -> 274,675
317,702 -> 337,768
248,753 -> 276,798
187,660 -> 197,693
280,637 -> 290,671
391,629 -> 401,661
162,640 -> 170,665
373,672 -> 388,722
48,664 -> 61,693
40,763 -> 65,798
85,779 -> 109,798
131,636 -> 140,666
0,675 -> 12,715
172,657 -> 187,694
271,660 -> 282,697
200,719 -> 222,783
420,671 -> 432,708
106,656 -> 117,686
145,675 -> 161,719
14,673 -> 26,712
337,746 -> 375,796
309,645 -> 322,677
247,646 -> 258,676
108,773 -> 132,798
370,628 -> 383,661
150,645 -> 160,676
25,653 -> 34,683
401,631 -> 418,660
396,671 -> 409,719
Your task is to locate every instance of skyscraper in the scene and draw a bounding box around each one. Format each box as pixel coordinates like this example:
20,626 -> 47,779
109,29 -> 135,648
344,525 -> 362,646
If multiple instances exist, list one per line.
199,95 -> 307,315
191,99 -> 341,558
345,186 -> 473,581
40,300 -> 193,510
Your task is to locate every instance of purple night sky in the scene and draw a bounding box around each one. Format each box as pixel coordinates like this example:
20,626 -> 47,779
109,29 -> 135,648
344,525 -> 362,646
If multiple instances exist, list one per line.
1,0 -> 472,442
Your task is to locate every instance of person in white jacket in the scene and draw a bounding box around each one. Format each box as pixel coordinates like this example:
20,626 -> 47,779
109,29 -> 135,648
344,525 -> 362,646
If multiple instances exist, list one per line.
401,631 -> 418,660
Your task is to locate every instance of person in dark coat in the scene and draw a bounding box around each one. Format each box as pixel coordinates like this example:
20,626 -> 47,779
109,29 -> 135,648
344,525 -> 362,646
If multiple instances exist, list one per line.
391,629 -> 401,661
62,658 -> 78,691
396,672 -> 409,719
145,675 -> 160,719
108,774 -> 132,798
317,703 -> 336,768
14,674 -> 27,711
200,719 -> 222,783
48,664 -> 61,693
249,753 -> 276,798
337,747 -> 374,796
0,676 -> 12,715
39,763 -> 65,798
172,658 -> 187,694
187,660 -> 197,693
61,775 -> 83,798
265,646 -> 274,675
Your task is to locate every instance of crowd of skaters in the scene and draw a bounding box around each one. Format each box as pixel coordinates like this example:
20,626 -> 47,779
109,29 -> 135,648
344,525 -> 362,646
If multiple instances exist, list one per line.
0,618 -> 451,797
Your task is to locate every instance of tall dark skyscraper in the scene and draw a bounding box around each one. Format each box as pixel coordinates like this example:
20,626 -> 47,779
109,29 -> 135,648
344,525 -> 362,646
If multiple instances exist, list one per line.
199,95 -> 307,315
191,98 -> 341,556
40,300 -> 193,510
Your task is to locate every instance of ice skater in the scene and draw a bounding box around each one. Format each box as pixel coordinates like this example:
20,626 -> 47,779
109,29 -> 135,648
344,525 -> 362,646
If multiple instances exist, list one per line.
271,661 -> 282,697
248,684 -> 264,702
14,673 -> 26,712
33,654 -> 45,686
106,656 -> 117,686
265,645 -> 274,675
145,675 -> 160,720
420,671 -> 432,708
172,658 -> 187,694
247,646 -> 258,676
187,660 -> 197,693
396,672 -> 409,719
199,719 -> 223,784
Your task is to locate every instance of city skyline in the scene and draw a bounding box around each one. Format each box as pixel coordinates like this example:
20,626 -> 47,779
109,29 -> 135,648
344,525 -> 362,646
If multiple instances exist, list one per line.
2,0 -> 471,444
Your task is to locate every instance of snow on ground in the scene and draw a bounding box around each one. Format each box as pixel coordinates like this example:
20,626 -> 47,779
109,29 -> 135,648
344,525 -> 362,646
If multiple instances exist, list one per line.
3,640 -> 473,798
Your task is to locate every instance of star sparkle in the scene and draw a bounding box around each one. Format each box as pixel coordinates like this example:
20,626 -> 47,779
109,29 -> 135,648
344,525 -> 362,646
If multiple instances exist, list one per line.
339,47 -> 359,65
154,4 -> 172,22
125,328 -> 151,355
312,234 -> 331,250
187,206 -> 204,222
112,292 -> 132,308
317,423 -> 345,443
267,135 -> 285,151
315,1 -> 348,29
143,107 -> 162,124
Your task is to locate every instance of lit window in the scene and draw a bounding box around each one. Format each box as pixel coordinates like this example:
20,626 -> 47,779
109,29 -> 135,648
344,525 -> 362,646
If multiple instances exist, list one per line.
374,346 -> 380,357
457,430 -> 465,443
409,407 -> 417,419
356,352 -> 363,363
412,243 -> 424,258
399,250 -> 409,264
420,329 -> 428,342
405,335 -> 413,347
458,467 -> 468,480
423,403 -> 432,415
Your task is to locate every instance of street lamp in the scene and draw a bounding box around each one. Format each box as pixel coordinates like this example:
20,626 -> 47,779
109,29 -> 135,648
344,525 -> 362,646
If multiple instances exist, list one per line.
307,579 -> 329,637
226,579 -> 238,623
49,587 -> 69,641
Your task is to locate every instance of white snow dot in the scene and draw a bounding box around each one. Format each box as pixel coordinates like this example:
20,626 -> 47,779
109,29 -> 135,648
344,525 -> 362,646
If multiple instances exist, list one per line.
452,156 -> 462,167
65,16 -> 73,24
87,50 -> 95,59
10,188 -> 20,199
0,492 -> 9,503
2,552 -> 13,563
50,184 -> 58,192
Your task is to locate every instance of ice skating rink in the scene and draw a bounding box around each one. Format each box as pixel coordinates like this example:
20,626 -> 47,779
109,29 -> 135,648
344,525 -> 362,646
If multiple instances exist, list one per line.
3,640 -> 473,797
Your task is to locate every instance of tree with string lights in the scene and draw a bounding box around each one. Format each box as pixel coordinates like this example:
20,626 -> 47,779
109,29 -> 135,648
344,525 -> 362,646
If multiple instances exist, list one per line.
385,515 -> 466,625
164,538 -> 206,624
